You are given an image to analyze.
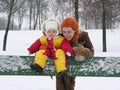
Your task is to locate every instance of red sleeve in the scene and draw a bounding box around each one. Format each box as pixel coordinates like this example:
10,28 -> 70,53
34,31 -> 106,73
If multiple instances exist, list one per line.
27,39 -> 41,54
61,39 -> 74,55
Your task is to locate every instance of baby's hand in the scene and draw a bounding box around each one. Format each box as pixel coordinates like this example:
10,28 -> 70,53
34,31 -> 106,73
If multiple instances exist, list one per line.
66,52 -> 71,57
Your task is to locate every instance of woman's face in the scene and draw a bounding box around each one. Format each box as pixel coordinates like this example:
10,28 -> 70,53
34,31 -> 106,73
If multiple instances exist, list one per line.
62,27 -> 75,41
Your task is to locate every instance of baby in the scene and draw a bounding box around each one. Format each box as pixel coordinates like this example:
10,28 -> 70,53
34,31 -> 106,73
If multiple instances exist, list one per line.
28,18 -> 74,76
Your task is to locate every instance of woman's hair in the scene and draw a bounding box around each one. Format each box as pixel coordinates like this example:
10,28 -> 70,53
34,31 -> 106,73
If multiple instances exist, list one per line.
61,17 -> 79,43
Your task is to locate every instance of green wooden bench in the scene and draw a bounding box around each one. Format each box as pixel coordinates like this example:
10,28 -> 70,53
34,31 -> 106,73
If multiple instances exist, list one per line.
0,55 -> 120,77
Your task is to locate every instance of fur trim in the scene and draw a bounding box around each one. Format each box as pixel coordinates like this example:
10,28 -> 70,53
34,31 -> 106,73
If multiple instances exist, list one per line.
75,55 -> 85,62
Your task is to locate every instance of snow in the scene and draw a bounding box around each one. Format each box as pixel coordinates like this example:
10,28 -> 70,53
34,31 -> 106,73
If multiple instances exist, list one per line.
0,56 -> 30,72
0,30 -> 120,90
77,57 -> 120,75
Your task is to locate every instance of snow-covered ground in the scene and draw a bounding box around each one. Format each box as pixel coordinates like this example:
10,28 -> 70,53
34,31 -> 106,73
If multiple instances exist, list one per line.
0,30 -> 120,90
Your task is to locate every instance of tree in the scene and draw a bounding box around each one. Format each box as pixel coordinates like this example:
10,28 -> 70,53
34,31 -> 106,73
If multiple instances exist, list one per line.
102,0 -> 107,52
33,0 -> 40,30
2,0 -> 26,51
3,0 -> 15,51
80,0 -> 120,52
17,2 -> 27,30
74,0 -> 79,22
0,17 -> 17,30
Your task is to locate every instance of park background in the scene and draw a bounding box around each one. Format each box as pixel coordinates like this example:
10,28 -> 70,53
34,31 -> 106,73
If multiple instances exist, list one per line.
0,0 -> 120,90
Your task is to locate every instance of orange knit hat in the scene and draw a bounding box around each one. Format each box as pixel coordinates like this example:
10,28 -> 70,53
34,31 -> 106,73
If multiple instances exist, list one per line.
61,17 -> 79,43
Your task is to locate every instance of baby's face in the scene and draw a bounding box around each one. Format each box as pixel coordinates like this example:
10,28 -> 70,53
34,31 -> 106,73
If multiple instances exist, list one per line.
47,29 -> 57,39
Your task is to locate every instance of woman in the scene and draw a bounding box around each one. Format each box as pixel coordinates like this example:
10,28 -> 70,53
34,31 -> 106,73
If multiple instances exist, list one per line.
56,17 -> 94,90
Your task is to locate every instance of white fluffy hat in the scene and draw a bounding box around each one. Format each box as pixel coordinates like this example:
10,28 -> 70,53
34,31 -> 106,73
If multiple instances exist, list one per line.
45,21 -> 58,32
41,18 -> 61,36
